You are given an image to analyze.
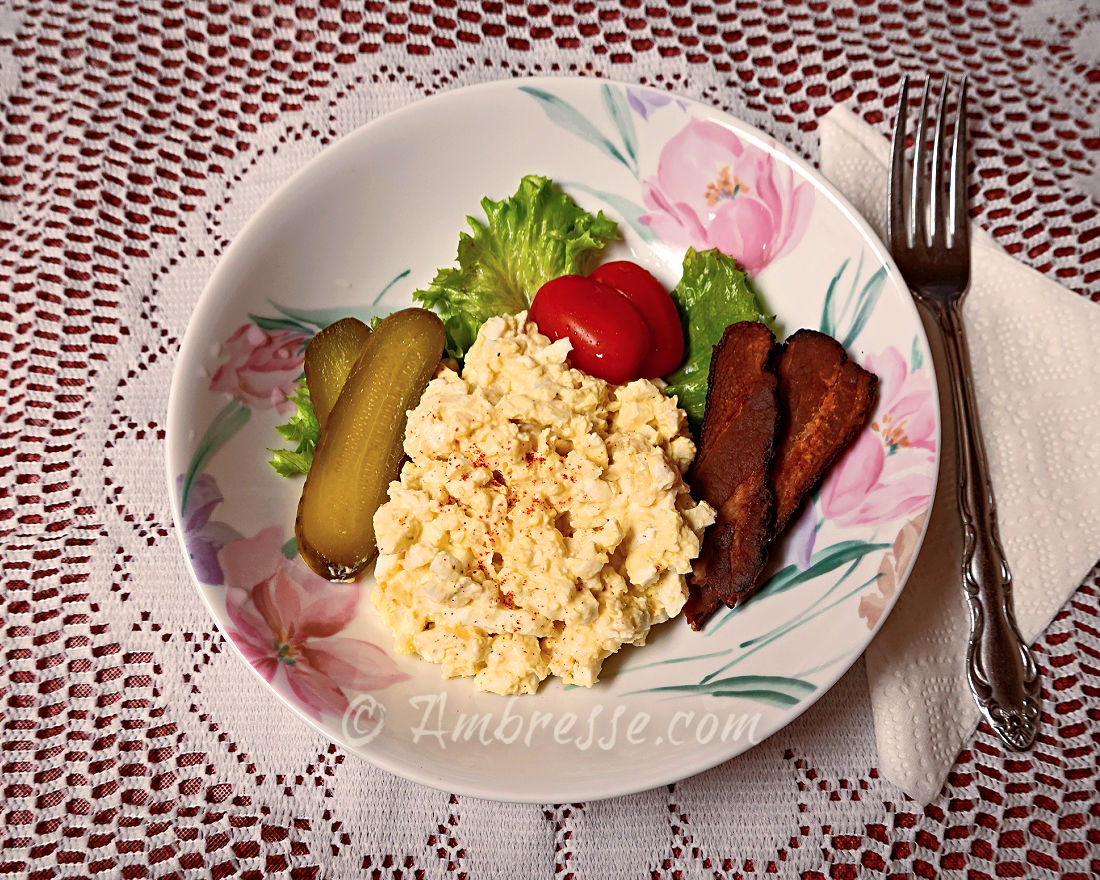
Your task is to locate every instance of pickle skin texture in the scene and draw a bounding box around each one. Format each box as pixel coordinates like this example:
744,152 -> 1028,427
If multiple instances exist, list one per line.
304,317 -> 373,431
295,308 -> 446,581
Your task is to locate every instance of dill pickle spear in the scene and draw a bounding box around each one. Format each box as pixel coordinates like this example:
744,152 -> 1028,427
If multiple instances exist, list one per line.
304,317 -> 372,431
295,308 -> 445,581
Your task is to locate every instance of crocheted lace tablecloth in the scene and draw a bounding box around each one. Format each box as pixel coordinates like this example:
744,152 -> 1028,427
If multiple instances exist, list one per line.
1,1 -> 1097,877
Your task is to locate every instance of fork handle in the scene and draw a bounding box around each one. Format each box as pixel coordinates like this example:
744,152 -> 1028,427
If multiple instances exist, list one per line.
922,297 -> 1042,749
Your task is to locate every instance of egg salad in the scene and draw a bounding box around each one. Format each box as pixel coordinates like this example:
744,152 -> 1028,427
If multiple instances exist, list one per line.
371,312 -> 714,695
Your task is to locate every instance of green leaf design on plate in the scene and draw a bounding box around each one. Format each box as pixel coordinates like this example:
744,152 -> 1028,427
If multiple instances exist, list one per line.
631,674 -> 817,708
621,648 -> 733,674
248,314 -> 314,335
706,539 -> 891,636
840,265 -> 887,349
519,86 -> 636,175
910,334 -> 924,370
601,84 -> 638,167
179,398 -> 251,515
819,253 -> 889,348
255,270 -> 410,335
563,182 -> 654,242
819,257 -> 848,339
701,568 -> 881,685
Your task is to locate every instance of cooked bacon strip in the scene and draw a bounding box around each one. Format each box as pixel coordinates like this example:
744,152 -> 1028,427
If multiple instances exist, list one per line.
770,329 -> 878,533
685,322 -> 780,630
685,327 -> 878,630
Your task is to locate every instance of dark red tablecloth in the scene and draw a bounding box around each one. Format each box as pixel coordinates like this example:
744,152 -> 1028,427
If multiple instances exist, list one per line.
1,1 -> 1097,877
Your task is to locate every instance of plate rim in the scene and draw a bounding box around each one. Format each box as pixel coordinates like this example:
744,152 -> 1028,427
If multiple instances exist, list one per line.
164,74 -> 941,803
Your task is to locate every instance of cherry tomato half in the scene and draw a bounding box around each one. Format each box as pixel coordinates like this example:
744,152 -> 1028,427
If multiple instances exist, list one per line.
589,261 -> 684,378
528,275 -> 651,385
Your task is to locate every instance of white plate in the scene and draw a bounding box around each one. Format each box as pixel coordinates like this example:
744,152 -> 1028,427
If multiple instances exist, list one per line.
166,77 -> 939,803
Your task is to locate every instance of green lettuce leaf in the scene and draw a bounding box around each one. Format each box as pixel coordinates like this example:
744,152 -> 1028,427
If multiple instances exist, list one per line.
268,377 -> 319,477
413,175 -> 619,359
663,248 -> 774,430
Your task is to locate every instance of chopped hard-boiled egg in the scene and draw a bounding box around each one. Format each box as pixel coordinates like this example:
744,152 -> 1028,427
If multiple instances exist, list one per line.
372,312 -> 714,695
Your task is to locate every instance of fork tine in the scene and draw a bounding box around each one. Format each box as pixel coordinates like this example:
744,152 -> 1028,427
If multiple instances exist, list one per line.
949,76 -> 969,249
909,81 -> 931,248
929,78 -> 950,246
888,76 -> 910,250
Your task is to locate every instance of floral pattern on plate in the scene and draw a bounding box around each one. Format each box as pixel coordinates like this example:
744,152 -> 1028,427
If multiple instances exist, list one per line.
166,77 -> 939,802
639,118 -> 814,275
210,323 -> 308,414
820,346 -> 936,528
221,527 -> 408,721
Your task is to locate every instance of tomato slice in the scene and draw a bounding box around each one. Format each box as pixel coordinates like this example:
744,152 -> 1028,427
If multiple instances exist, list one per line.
589,261 -> 684,377
528,275 -> 651,385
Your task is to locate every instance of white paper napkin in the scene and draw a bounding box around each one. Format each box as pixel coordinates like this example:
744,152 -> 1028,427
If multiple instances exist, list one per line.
818,105 -> 1100,804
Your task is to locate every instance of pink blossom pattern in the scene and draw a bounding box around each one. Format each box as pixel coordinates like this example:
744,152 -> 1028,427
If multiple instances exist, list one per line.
860,512 -> 927,629
220,528 -> 408,720
819,346 -> 936,529
640,118 -> 814,275
209,323 -> 307,413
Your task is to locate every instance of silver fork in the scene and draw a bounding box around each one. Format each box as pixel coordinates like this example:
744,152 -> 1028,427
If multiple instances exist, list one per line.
888,77 -> 1041,750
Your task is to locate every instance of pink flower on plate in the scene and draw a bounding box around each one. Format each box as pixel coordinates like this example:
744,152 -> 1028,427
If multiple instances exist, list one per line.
859,512 -> 927,629
220,528 -> 408,721
820,346 -> 936,529
640,118 -> 814,275
209,323 -> 307,413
